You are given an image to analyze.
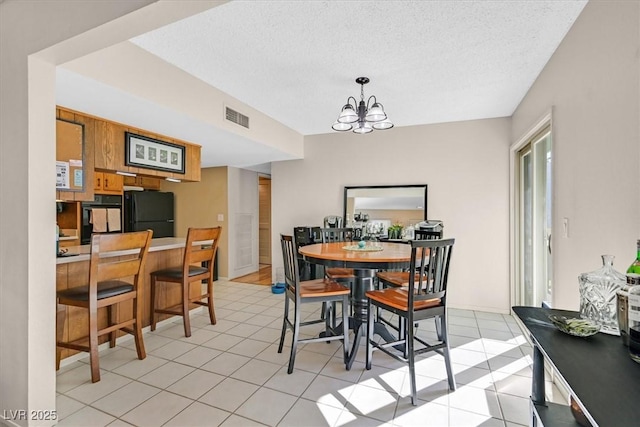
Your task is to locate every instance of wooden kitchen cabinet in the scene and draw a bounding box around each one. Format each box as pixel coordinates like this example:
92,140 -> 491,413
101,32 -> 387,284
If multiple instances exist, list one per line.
139,176 -> 162,190
56,201 -> 81,248
94,120 -> 127,171
60,106 -> 201,182
94,172 -> 123,194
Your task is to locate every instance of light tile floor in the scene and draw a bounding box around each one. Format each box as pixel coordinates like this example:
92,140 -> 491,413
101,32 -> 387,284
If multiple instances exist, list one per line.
55,279 -> 567,427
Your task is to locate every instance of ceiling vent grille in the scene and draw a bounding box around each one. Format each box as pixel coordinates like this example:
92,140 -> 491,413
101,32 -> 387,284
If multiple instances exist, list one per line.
225,107 -> 249,129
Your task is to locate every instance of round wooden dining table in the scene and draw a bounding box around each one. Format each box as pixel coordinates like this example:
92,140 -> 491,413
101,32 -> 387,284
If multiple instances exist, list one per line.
298,241 -> 412,369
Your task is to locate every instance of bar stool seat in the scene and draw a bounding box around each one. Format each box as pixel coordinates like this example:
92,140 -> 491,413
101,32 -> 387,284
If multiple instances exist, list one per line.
58,281 -> 134,301
376,271 -> 424,288
152,266 -> 208,279
326,267 -> 355,279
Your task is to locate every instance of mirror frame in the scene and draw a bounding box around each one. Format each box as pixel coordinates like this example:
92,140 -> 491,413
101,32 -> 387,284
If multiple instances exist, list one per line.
343,184 -> 428,224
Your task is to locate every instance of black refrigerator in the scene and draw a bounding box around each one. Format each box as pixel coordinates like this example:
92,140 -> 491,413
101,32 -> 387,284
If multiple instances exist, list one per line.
124,191 -> 175,238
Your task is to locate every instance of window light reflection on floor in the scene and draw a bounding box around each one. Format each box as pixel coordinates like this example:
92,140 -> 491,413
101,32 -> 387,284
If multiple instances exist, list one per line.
315,333 -> 533,426
54,281 -> 535,427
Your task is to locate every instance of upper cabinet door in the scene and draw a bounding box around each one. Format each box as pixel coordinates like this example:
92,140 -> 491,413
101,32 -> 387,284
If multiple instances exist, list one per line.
102,173 -> 123,193
95,172 -> 123,195
56,109 -> 95,202
95,121 -> 127,171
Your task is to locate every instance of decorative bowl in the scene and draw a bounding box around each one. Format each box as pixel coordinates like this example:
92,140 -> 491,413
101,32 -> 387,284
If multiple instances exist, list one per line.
548,315 -> 600,337
271,283 -> 286,294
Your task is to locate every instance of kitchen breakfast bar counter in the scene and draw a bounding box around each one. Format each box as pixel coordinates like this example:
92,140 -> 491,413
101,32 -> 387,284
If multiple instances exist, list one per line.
55,237 -> 209,264
56,237 -> 213,361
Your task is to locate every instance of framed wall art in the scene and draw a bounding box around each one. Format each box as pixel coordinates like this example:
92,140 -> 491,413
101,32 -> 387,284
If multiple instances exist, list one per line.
125,132 -> 185,174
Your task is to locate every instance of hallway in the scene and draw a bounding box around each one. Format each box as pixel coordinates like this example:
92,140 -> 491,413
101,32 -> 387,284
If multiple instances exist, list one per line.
232,264 -> 272,286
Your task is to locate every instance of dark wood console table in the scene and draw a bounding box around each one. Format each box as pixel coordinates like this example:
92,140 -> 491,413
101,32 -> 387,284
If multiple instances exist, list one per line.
513,306 -> 640,427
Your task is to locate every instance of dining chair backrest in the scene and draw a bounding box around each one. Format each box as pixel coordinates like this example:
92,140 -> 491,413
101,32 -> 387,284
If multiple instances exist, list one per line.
182,227 -> 221,277
414,229 -> 443,240
320,227 -> 354,243
408,238 -> 455,307
281,234 -> 301,294
89,230 -> 153,294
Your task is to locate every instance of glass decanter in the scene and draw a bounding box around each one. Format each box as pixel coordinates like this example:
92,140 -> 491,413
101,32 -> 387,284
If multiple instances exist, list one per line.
578,255 -> 626,335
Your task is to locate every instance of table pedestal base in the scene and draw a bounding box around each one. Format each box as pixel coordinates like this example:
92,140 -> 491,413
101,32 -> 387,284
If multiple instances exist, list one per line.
320,268 -> 403,370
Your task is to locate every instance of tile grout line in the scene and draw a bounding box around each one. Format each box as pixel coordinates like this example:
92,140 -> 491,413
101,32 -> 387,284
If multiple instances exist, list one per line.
57,280 -> 531,426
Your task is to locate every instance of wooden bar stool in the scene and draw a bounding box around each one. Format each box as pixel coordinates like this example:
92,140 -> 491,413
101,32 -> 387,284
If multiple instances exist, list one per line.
56,230 -> 153,383
150,227 -> 221,337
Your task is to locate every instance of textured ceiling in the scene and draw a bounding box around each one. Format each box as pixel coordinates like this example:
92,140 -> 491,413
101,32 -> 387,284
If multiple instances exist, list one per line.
131,0 -> 588,136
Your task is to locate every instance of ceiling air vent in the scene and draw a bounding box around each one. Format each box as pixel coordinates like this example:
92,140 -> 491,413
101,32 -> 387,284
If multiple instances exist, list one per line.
225,107 -> 249,129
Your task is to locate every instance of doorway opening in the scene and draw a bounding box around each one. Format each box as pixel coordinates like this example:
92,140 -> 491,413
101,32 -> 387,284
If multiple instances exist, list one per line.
258,176 -> 271,266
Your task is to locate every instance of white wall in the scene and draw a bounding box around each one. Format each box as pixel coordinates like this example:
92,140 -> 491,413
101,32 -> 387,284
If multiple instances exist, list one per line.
272,118 -> 512,313
227,167 -> 260,279
0,1 -> 223,425
60,41 -> 305,164
511,1 -> 640,310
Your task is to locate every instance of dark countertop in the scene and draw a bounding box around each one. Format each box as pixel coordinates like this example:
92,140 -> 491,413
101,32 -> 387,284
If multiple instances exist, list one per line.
513,306 -> 640,427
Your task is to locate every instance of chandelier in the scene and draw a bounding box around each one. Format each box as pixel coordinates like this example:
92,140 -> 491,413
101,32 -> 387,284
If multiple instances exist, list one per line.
332,77 -> 393,134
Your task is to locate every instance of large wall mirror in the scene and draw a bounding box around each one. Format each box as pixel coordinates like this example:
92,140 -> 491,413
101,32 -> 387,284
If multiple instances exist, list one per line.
343,184 -> 427,236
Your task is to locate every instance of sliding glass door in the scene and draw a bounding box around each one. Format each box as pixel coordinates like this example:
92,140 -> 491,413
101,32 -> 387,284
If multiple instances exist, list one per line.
518,128 -> 552,307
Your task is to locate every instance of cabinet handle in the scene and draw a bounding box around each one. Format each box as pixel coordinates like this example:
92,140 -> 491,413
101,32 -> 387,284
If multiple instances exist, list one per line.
105,178 -> 108,187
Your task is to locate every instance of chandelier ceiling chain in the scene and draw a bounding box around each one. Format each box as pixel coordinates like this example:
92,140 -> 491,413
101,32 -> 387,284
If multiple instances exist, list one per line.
332,77 -> 394,134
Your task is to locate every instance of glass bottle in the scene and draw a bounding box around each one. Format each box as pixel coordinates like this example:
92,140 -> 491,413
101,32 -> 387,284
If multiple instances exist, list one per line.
578,255 -> 626,334
621,240 -> 640,347
626,239 -> 640,286
627,284 -> 640,363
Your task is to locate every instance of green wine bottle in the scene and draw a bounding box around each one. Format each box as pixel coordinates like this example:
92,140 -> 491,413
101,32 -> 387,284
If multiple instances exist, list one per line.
627,239 -> 640,286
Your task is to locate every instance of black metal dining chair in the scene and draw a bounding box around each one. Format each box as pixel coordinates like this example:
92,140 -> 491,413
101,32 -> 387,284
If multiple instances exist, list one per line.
319,227 -> 355,323
319,227 -> 356,282
278,234 -> 351,374
365,238 -> 456,405
376,228 -> 443,288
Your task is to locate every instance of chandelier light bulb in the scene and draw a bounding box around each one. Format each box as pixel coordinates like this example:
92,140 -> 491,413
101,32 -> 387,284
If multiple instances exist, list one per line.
365,103 -> 386,122
332,121 -> 353,131
353,121 -> 373,134
372,119 -> 394,130
337,104 -> 358,124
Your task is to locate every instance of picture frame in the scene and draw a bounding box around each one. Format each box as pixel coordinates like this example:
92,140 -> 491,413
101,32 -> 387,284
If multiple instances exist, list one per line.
125,132 -> 185,174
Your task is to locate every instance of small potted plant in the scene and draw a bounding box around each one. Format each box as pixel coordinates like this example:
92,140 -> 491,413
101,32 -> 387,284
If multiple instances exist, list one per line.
388,224 -> 403,239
